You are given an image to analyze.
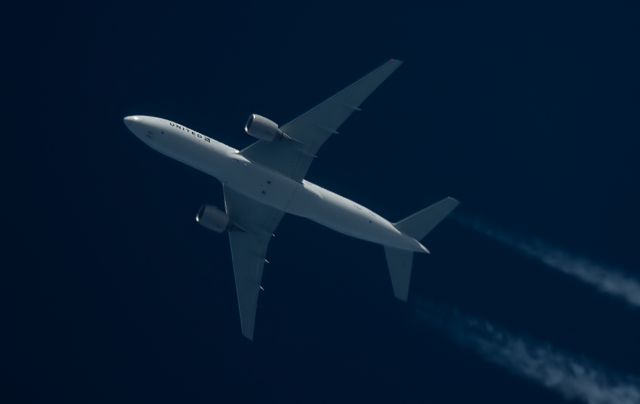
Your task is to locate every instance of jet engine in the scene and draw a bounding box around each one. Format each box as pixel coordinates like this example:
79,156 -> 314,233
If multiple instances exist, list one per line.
195,204 -> 230,233
244,114 -> 286,141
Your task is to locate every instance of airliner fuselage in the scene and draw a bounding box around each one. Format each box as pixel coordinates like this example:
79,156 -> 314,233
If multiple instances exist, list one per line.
125,115 -> 427,253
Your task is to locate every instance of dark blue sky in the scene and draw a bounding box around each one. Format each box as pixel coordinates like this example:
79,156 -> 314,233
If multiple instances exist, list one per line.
8,1 -> 640,403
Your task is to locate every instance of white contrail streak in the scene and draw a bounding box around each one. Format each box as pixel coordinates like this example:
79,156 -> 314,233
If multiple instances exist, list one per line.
455,214 -> 640,308
417,303 -> 640,404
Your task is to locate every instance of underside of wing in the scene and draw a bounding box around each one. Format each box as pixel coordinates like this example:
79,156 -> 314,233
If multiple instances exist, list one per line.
241,59 -> 402,181
223,186 -> 285,340
227,230 -> 270,340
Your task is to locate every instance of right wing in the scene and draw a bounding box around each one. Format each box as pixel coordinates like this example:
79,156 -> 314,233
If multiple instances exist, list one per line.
224,186 -> 285,340
241,59 -> 403,181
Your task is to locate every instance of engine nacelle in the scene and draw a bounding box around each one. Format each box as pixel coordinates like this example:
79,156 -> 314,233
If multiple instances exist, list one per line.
244,114 -> 285,141
195,204 -> 230,233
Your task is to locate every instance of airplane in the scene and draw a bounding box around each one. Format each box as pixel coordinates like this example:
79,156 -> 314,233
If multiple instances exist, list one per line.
123,59 -> 459,340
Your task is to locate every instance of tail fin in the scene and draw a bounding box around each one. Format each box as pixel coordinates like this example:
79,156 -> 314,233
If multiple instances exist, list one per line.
384,197 -> 459,301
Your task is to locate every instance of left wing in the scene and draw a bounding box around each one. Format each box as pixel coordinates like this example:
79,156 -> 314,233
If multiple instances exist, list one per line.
223,186 -> 285,340
241,59 -> 402,181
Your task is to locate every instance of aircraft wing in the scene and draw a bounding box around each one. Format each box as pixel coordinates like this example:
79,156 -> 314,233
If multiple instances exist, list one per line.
240,59 -> 402,181
223,185 -> 285,340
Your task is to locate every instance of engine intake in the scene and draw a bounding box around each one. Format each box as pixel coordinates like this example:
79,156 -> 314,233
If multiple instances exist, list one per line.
195,204 -> 230,233
245,114 -> 286,141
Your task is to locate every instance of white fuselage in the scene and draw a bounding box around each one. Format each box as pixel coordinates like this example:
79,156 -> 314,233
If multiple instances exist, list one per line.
124,115 -> 427,253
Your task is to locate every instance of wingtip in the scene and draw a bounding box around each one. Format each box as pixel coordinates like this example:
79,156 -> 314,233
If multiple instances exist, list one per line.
389,58 -> 404,65
394,294 -> 409,303
447,196 -> 460,207
242,333 -> 254,342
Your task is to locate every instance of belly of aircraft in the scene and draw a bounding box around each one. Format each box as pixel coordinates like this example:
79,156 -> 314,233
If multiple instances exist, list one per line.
221,160 -> 415,251
286,181 -> 413,249
222,159 -> 301,212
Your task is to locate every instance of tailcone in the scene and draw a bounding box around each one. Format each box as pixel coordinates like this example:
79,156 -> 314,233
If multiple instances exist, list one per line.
417,242 -> 430,254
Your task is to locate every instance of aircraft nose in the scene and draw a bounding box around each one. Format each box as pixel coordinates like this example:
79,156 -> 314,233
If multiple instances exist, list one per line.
123,115 -> 142,131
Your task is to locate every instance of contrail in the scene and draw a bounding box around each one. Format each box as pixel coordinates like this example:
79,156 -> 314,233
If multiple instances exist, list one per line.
416,302 -> 640,404
454,213 -> 640,308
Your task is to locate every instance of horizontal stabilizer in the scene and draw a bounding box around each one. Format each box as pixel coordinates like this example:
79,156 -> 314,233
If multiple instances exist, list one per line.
384,247 -> 414,301
385,197 -> 459,301
394,197 -> 459,241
